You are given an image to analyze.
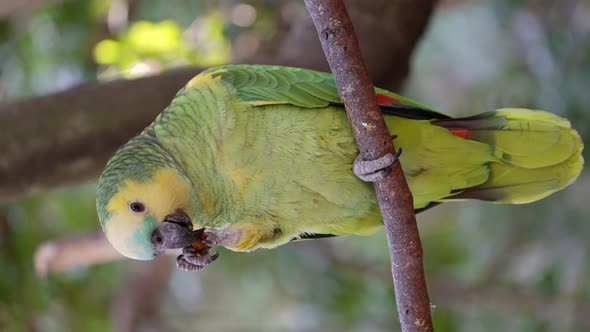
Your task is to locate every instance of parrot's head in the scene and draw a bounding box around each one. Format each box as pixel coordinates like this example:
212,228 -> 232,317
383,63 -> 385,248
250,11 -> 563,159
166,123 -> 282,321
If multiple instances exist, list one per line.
96,139 -> 196,260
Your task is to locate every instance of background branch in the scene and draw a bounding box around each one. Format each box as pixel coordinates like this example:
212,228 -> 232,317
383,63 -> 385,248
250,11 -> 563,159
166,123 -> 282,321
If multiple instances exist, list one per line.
34,232 -> 179,276
0,68 -> 203,203
304,0 -> 434,331
34,232 -> 123,277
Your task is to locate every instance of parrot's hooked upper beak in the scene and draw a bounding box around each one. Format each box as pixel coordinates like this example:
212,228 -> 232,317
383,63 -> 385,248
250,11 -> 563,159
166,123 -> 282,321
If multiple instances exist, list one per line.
151,209 -> 200,255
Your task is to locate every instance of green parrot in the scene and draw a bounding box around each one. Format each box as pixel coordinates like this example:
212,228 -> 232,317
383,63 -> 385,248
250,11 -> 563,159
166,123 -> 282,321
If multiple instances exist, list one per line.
96,65 -> 583,269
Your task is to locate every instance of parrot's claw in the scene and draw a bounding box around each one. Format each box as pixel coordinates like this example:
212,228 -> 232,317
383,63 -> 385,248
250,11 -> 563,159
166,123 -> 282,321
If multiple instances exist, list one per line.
353,149 -> 402,182
177,256 -> 204,272
176,247 -> 219,272
174,228 -> 220,272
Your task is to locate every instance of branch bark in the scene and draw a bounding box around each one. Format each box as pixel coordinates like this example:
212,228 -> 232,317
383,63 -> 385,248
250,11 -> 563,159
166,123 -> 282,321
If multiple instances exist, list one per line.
0,68 -> 203,203
303,1 -> 434,331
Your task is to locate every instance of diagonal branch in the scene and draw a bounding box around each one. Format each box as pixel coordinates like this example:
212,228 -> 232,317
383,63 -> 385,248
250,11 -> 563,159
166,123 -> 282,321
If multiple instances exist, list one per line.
303,1 -> 434,331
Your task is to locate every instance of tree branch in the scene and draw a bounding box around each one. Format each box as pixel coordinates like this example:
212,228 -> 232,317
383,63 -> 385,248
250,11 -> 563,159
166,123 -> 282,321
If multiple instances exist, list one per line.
33,232 -> 179,276
303,1 -> 434,331
0,68 -> 203,203
34,232 -> 123,277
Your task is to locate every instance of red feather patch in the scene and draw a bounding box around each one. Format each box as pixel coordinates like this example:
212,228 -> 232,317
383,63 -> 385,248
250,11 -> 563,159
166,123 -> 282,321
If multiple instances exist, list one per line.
376,94 -> 399,105
449,128 -> 469,139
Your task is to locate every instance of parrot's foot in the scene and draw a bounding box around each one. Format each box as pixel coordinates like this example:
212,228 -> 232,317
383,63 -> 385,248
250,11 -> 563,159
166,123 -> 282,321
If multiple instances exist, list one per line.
176,229 -> 220,272
353,149 -> 402,182
212,223 -> 263,252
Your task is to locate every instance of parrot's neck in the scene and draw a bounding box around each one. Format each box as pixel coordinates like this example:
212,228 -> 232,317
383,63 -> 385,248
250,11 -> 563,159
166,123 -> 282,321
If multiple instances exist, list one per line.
181,157 -> 236,229
146,85 -> 241,229
160,139 -> 236,230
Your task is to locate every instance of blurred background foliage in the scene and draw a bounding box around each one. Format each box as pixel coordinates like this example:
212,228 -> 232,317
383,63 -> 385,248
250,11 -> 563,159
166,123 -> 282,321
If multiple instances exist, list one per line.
1,0 -> 589,331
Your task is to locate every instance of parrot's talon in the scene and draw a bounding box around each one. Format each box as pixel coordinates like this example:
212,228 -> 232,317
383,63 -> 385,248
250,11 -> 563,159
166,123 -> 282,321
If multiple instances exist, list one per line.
174,229 -> 219,272
353,149 -> 402,182
391,134 -> 398,140
210,251 -> 220,261
176,255 -> 205,272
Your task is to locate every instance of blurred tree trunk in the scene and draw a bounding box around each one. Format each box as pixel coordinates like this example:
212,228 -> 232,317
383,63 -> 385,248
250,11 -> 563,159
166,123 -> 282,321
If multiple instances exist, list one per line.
265,0 -> 435,91
0,0 -> 435,204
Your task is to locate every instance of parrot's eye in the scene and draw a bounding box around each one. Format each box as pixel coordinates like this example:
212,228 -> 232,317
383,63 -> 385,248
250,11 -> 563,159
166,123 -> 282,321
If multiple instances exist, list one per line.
129,201 -> 147,214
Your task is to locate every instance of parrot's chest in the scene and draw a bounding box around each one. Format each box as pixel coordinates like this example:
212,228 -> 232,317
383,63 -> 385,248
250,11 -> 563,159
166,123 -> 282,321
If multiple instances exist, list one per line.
171,104 -> 377,224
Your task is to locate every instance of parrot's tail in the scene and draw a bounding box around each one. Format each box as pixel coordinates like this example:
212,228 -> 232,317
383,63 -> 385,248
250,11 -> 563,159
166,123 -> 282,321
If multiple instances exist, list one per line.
433,108 -> 584,204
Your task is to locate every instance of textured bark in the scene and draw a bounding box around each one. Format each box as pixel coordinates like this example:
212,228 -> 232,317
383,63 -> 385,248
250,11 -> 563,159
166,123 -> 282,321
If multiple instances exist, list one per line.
0,0 -> 435,204
304,0 -> 434,331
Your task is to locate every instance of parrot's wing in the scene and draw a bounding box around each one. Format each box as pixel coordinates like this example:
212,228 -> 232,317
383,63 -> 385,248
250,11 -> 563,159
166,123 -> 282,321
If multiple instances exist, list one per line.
191,65 -> 450,120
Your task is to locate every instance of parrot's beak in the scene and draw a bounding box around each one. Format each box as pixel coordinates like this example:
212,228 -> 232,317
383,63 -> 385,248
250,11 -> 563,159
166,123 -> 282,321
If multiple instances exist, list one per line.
151,209 -> 201,255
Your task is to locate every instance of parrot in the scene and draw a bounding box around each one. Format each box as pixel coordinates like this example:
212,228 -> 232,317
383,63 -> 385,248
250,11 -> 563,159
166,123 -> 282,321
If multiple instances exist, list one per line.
96,65 -> 583,270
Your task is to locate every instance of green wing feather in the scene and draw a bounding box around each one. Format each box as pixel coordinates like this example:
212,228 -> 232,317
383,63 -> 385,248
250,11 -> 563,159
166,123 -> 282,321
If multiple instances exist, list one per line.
198,65 -> 446,117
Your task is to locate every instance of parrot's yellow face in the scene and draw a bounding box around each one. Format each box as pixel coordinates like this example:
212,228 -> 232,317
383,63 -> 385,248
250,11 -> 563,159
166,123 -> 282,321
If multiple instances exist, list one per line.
100,168 -> 193,260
